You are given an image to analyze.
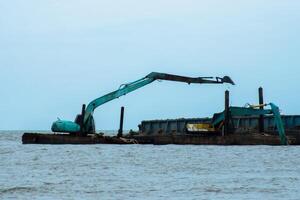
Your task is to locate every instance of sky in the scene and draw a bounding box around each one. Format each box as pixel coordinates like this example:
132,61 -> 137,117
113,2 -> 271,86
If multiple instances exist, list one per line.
0,0 -> 299,130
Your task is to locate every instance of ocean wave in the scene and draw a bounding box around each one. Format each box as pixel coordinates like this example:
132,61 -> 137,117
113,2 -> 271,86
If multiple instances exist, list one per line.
0,186 -> 37,194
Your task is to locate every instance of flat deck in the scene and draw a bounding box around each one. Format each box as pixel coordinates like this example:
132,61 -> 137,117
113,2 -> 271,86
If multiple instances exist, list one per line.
22,132 -> 300,145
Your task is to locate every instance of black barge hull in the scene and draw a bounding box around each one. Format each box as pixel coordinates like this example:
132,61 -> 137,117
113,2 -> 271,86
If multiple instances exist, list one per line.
22,132 -> 300,145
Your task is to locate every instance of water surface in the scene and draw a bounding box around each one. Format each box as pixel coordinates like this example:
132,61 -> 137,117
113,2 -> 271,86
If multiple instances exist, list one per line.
1,131 -> 299,199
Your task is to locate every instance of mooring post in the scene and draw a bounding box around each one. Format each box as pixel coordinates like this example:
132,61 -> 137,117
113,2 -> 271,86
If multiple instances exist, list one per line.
117,106 -> 125,137
258,87 -> 264,133
80,104 -> 86,134
224,90 -> 230,136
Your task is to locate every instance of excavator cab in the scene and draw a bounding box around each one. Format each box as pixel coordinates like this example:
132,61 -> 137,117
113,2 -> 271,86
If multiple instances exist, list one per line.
52,115 -> 95,135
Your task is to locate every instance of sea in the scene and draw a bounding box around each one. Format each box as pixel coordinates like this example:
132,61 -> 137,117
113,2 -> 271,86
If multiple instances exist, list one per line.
0,131 -> 300,200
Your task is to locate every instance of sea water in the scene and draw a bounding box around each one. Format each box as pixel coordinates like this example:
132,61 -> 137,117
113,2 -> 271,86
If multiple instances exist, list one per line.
0,131 -> 300,200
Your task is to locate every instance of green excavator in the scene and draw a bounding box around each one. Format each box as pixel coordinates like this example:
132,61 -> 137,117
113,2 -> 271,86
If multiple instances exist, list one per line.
211,103 -> 288,145
51,72 -> 235,135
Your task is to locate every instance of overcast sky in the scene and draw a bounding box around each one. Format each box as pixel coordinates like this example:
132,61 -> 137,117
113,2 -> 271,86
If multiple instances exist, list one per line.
0,0 -> 299,130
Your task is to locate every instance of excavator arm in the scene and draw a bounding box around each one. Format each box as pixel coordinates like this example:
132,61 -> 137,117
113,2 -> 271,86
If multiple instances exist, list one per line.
51,72 -> 234,134
84,72 -> 234,123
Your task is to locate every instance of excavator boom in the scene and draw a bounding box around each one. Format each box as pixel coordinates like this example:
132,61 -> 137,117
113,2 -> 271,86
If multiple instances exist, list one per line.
85,72 -> 234,123
146,72 -> 235,85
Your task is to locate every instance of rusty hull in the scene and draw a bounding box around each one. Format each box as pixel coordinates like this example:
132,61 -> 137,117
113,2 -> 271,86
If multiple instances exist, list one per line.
22,132 -> 300,145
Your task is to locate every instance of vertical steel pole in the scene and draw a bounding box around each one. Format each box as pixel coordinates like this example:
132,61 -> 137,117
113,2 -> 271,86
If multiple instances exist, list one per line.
117,106 -> 125,137
80,104 -> 86,134
259,87 -> 264,132
224,90 -> 230,136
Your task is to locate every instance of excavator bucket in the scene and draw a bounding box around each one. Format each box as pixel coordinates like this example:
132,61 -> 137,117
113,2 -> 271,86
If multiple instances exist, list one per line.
221,76 -> 235,85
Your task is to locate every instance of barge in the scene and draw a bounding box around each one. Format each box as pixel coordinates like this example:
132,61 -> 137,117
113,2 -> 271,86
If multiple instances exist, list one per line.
20,72 -> 300,145
22,114 -> 300,145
